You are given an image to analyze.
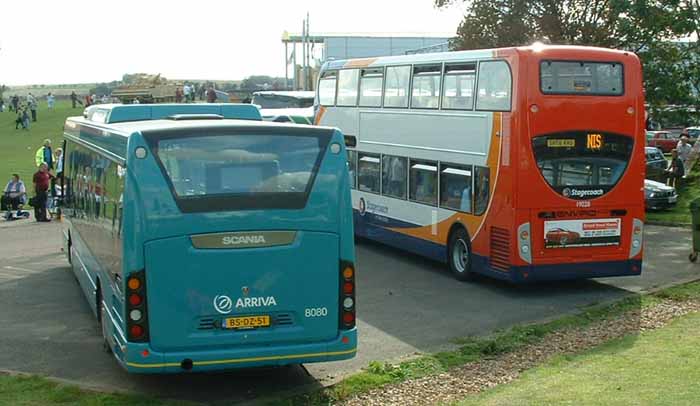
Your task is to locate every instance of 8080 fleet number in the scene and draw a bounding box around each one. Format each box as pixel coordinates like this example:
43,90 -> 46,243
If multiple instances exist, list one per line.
304,307 -> 328,318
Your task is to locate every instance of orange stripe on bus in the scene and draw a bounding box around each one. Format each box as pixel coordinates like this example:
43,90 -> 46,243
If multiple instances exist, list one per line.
344,58 -> 378,68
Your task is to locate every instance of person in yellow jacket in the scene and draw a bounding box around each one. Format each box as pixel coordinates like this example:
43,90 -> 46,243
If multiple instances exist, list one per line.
35,139 -> 54,170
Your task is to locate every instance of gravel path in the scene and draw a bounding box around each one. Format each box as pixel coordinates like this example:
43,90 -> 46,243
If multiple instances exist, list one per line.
342,299 -> 700,406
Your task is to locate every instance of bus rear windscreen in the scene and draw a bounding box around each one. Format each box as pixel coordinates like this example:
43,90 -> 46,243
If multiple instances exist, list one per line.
540,61 -> 623,95
151,132 -> 330,212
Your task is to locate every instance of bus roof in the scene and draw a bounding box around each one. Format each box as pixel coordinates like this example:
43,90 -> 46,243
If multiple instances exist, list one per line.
83,103 -> 262,124
64,111 -> 336,163
322,45 -> 632,70
252,91 -> 316,99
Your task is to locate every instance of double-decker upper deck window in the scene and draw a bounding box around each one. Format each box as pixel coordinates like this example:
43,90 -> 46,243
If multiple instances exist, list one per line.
359,68 -> 383,107
384,65 -> 411,108
442,63 -> 476,110
476,60 -> 512,111
318,71 -> 337,106
337,69 -> 360,106
411,65 -> 441,109
541,61 -> 623,95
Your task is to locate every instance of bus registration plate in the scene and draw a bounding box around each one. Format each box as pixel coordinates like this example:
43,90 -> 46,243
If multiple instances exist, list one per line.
223,315 -> 271,329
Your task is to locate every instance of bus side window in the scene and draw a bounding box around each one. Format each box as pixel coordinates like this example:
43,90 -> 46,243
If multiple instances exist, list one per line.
476,60 -> 512,111
358,153 -> 380,194
381,155 -> 407,199
443,63 -> 476,110
474,166 -> 490,215
411,65 -> 441,109
409,159 -> 437,206
440,163 -> 473,213
384,66 -> 411,108
347,150 -> 357,189
337,69 -> 360,106
359,68 -> 383,107
319,71 -> 337,106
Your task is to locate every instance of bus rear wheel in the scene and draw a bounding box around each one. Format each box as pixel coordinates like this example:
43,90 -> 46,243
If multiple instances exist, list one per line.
448,227 -> 475,281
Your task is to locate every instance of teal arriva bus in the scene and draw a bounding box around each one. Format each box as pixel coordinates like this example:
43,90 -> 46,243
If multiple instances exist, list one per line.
60,104 -> 357,373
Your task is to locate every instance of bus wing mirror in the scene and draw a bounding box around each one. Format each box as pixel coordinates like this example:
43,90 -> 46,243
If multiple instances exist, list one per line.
344,135 -> 357,148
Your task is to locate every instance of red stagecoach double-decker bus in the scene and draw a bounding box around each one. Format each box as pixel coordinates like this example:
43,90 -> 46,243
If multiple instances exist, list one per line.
315,44 -> 645,282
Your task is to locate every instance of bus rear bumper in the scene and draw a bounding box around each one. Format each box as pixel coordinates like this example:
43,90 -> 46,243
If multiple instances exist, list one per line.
474,257 -> 643,283
119,329 -> 357,374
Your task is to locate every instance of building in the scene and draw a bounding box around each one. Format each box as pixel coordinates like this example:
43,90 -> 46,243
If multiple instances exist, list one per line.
282,32 -> 452,90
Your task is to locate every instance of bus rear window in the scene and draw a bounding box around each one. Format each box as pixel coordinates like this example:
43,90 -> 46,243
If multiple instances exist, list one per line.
150,132 -> 330,212
533,132 -> 633,199
540,61 -> 623,95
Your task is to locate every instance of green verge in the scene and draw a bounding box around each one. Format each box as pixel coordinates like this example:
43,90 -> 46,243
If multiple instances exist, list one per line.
268,281 -> 700,406
0,373 -> 195,406
645,163 -> 700,226
458,311 -> 700,406
0,100 -> 78,182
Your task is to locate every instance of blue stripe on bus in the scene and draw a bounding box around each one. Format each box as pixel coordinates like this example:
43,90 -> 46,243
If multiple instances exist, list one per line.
355,211 -> 642,283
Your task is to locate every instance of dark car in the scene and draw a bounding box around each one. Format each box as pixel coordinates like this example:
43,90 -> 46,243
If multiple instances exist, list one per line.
645,146 -> 667,182
644,179 -> 678,210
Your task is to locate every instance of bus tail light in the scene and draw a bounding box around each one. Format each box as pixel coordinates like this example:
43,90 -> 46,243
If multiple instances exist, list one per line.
340,261 -> 356,329
517,223 -> 532,264
629,218 -> 643,259
126,270 -> 150,342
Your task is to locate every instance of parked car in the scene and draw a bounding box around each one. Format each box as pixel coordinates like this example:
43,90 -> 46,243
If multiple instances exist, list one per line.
644,179 -> 678,210
252,91 -> 316,124
545,228 -> 581,246
646,130 -> 678,153
645,146 -> 668,182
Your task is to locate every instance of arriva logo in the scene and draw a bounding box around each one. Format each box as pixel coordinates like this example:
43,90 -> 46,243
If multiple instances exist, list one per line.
222,235 -> 266,245
236,296 -> 278,308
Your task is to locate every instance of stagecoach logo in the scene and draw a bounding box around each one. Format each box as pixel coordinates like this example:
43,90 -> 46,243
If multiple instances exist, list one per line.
562,187 -> 605,199
359,198 -> 366,216
222,235 -> 266,245
213,295 -> 233,314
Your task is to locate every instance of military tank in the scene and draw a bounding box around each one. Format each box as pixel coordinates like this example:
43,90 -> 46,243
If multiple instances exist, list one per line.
111,74 -> 178,104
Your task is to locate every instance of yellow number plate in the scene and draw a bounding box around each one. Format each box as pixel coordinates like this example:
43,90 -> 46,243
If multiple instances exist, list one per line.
223,315 -> 271,329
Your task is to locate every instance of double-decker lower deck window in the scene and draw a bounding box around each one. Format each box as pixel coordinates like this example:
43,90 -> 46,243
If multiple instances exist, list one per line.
358,153 -> 380,193
440,163 -> 472,213
409,159 -> 437,206
382,155 -> 407,199
541,61 -> 623,95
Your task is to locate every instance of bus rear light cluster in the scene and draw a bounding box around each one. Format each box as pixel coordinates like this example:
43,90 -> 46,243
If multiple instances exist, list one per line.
340,261 -> 356,329
126,270 -> 150,342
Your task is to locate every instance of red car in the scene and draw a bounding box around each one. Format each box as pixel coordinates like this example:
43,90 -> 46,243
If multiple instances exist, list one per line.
546,228 -> 581,245
646,130 -> 678,153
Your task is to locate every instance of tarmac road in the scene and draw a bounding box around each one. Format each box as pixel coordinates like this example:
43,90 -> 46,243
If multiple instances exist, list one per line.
0,220 -> 697,404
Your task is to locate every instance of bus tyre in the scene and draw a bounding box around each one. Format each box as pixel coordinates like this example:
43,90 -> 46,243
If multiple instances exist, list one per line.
448,228 -> 475,281
98,294 -> 112,354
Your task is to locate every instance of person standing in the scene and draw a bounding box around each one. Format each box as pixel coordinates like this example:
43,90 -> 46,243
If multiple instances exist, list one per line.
206,86 -> 217,103
35,139 -> 54,170
183,83 -> 191,103
27,93 -> 38,122
676,136 -> 692,177
11,95 -> 19,112
666,149 -> 685,188
22,106 -> 31,130
47,93 -> 56,110
32,163 -> 52,222
70,91 -> 81,108
0,97 -> 5,112
175,87 -> 183,103
101,94 -> 109,104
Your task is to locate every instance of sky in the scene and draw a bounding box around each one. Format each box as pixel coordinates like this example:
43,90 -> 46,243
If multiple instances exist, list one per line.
0,0 -> 465,86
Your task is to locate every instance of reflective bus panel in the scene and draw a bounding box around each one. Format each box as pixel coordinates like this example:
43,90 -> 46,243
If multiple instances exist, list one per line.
61,104 -> 356,373
316,45 -> 645,283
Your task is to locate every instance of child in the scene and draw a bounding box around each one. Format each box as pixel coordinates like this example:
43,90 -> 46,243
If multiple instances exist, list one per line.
666,149 -> 684,188
21,107 -> 30,130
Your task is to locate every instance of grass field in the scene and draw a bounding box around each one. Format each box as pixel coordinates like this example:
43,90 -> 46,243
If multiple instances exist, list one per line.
645,168 -> 699,225
0,100 -> 80,184
459,311 -> 700,406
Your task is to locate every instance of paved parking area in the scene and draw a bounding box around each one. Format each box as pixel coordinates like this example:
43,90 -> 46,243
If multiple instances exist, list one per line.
0,220 -> 697,404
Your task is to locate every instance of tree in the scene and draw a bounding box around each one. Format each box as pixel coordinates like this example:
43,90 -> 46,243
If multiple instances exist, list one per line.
436,0 -> 700,113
